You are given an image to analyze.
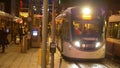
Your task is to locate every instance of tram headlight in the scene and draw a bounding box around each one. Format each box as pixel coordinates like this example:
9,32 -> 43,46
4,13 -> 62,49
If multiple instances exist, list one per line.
81,7 -> 92,20
73,41 -> 81,48
95,42 -> 101,48
82,7 -> 91,15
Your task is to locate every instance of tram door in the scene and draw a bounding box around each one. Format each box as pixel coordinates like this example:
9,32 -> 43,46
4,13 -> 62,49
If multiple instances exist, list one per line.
31,28 -> 41,47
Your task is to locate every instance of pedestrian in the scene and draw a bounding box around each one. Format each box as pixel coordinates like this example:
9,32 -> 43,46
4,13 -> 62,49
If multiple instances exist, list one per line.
0,27 -> 8,53
18,27 -> 23,43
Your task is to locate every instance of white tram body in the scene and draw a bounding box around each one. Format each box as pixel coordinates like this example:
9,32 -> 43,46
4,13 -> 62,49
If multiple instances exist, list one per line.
63,42 -> 105,59
56,5 -> 107,60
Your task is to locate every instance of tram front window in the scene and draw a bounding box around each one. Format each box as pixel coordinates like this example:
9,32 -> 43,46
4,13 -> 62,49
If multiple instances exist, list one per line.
73,22 -> 100,39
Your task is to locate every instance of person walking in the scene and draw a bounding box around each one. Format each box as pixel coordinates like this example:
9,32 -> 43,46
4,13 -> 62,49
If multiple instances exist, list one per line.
0,27 -> 8,53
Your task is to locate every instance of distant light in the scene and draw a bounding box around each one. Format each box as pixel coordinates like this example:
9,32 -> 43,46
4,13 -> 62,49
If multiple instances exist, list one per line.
115,24 -> 118,27
58,0 -> 61,5
19,20 -> 23,23
33,6 -> 37,11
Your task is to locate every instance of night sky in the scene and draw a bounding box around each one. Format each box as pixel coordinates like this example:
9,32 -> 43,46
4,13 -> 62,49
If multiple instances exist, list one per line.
1,0 -> 120,13
60,0 -> 120,10
0,0 -> 11,13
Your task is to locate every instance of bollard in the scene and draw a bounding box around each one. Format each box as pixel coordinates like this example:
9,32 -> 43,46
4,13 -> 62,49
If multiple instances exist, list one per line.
21,36 -> 27,53
50,42 -> 56,68
26,32 -> 31,49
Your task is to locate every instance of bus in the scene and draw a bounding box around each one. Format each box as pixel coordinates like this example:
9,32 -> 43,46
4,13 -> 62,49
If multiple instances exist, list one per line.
56,5 -> 107,60
106,14 -> 120,58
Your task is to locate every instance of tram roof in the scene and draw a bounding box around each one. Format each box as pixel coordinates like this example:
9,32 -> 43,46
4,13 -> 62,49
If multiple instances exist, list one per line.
56,7 -> 74,19
109,15 -> 120,22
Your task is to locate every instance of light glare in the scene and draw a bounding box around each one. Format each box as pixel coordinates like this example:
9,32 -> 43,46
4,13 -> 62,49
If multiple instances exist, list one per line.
82,7 -> 91,15
74,41 -> 81,47
96,42 -> 101,48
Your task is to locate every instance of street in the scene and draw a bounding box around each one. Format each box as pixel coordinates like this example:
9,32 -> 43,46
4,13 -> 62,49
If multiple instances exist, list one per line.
0,42 -> 120,68
60,59 -> 120,68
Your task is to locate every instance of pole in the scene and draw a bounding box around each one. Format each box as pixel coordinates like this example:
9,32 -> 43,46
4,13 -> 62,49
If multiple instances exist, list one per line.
51,53 -> 54,68
51,0 -> 56,68
41,0 -> 48,68
28,0 -> 34,48
51,0 -> 56,42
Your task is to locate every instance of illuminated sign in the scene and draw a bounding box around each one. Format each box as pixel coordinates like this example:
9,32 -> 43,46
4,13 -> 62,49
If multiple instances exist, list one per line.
82,14 -> 92,20
19,12 -> 28,18
32,30 -> 38,36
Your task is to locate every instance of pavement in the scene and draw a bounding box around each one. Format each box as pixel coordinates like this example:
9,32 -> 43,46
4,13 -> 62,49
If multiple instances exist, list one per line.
0,42 -> 61,68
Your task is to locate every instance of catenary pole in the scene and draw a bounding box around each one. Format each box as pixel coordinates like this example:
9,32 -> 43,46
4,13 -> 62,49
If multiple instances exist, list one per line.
41,0 -> 48,68
28,0 -> 34,48
51,0 -> 56,42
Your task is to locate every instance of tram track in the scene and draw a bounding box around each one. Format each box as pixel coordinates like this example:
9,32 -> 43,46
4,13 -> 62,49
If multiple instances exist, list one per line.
75,62 -> 81,68
58,50 -> 120,68
73,61 -> 112,68
71,57 -> 120,68
102,58 -> 120,68
59,58 -> 120,68
100,61 -> 112,68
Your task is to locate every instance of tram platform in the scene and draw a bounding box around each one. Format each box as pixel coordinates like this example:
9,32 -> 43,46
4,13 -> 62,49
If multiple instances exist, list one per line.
0,42 -> 61,68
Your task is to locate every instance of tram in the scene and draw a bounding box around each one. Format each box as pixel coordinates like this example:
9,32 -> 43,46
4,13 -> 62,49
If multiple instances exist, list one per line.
106,13 -> 120,58
56,5 -> 107,60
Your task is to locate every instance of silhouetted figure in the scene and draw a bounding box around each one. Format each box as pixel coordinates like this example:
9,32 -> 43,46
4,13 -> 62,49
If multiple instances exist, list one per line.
0,28 -> 8,53
75,28 -> 82,35
18,27 -> 23,43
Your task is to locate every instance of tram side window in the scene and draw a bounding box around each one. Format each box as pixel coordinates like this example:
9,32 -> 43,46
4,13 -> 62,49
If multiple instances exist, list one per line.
117,23 -> 120,39
107,22 -> 120,39
61,20 -> 70,41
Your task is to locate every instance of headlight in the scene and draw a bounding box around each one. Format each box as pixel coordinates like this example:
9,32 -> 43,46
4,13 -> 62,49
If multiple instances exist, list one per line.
74,41 -> 81,48
95,42 -> 101,48
82,7 -> 91,15
81,7 -> 92,20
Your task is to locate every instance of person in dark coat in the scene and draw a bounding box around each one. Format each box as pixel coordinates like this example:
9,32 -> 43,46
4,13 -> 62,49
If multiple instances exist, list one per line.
0,27 -> 8,53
